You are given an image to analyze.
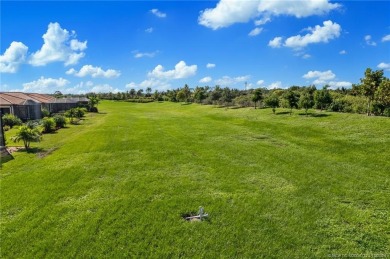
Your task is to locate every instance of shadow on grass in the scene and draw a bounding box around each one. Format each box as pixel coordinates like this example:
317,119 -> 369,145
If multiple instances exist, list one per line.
17,147 -> 45,154
298,112 -> 331,117
181,102 -> 192,106
276,111 -> 291,115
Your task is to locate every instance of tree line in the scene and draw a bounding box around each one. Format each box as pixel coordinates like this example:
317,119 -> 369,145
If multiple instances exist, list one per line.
79,68 -> 389,117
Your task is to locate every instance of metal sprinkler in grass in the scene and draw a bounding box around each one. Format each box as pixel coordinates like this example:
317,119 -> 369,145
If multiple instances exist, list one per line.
186,206 -> 209,221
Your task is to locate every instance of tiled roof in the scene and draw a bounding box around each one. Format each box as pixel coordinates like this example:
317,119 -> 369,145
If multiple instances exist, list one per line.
0,92 -> 87,106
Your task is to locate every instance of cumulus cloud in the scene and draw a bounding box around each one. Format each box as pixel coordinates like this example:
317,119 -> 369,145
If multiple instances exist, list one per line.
248,27 -> 263,37
66,65 -> 120,78
364,35 -> 376,46
29,22 -> 87,66
22,76 -> 70,93
150,9 -> 166,18
133,50 -> 158,58
148,61 -> 197,80
0,41 -> 28,73
215,75 -> 250,86
267,81 -> 282,89
206,63 -> 216,69
90,84 -> 121,93
256,80 -> 264,86
303,70 -> 351,88
378,62 -> 390,71
199,76 -> 212,83
268,37 -> 283,48
282,20 -> 341,49
198,0 -> 339,30
382,35 -> 390,42
126,60 -> 197,91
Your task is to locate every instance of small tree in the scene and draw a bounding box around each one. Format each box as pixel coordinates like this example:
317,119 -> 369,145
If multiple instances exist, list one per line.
299,92 -> 314,116
252,88 -> 263,109
88,96 -> 100,112
283,90 -> 299,115
314,86 -> 332,111
360,68 -> 384,116
11,125 -> 42,150
264,93 -> 279,114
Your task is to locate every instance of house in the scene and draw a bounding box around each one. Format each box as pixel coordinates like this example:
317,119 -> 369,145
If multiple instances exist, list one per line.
0,92 -> 89,120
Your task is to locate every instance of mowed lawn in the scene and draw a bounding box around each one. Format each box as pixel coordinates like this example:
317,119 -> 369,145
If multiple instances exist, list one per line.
1,101 -> 389,257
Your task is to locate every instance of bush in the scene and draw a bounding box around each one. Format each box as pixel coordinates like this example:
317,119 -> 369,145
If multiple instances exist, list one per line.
53,115 -> 67,128
2,114 -> 22,128
3,125 -> 10,131
41,117 -> 56,133
26,120 -> 41,129
41,108 -> 50,117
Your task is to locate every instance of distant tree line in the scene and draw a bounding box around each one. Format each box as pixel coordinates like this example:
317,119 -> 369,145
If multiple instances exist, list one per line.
63,68 -> 390,117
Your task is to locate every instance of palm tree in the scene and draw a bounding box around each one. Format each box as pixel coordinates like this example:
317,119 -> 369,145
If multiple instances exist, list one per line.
11,125 -> 42,150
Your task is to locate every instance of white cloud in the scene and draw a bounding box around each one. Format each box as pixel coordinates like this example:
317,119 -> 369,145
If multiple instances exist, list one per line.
254,17 -> 271,26
66,65 -> 120,78
267,81 -> 282,89
303,70 -> 351,88
199,76 -> 212,83
364,35 -> 377,46
215,75 -> 250,86
283,20 -> 341,49
22,76 -> 70,93
339,50 -> 347,55
256,80 -> 264,86
249,27 -> 263,37
302,54 -> 311,59
206,63 -> 216,69
145,27 -> 154,33
148,61 -> 197,80
382,35 -> 390,42
328,81 -> 352,89
133,50 -> 158,58
90,84 -> 121,93
378,62 -> 390,71
0,41 -> 28,73
268,37 -> 283,48
198,0 -> 339,30
126,79 -> 171,91
29,22 -> 87,66
150,9 -> 166,18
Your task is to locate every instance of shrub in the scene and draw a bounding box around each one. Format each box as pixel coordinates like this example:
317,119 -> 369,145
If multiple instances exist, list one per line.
41,117 -> 56,133
11,125 -> 42,150
2,114 -> 22,128
41,108 -> 50,117
3,125 -> 10,131
89,107 -> 98,113
26,120 -> 41,129
53,115 -> 67,128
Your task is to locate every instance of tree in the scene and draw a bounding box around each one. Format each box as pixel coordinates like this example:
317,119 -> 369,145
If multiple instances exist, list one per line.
11,125 -> 42,150
374,78 -> 390,115
264,93 -> 279,114
283,90 -> 299,115
88,96 -> 100,112
360,68 -> 384,116
314,86 -> 332,111
252,88 -> 263,109
176,90 -> 186,103
299,91 -> 314,116
129,88 -> 136,98
193,86 -> 207,103
146,87 -> 152,97
53,91 -> 63,98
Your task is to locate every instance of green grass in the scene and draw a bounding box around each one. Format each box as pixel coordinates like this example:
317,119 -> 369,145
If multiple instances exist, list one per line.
1,101 -> 389,257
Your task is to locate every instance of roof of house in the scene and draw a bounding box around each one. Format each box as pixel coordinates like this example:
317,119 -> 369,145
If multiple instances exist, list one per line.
0,92 -> 87,106
0,92 -> 41,105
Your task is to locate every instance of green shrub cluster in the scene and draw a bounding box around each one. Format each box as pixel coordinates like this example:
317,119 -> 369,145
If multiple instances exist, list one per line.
2,114 -> 22,128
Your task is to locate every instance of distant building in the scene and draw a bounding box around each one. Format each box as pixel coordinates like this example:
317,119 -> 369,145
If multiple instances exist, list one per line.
0,92 -> 88,120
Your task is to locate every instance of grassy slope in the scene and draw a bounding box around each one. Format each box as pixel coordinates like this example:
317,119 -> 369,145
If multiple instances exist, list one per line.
1,102 -> 389,257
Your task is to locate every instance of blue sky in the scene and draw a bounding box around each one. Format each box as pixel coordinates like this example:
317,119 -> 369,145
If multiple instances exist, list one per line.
1,0 -> 389,94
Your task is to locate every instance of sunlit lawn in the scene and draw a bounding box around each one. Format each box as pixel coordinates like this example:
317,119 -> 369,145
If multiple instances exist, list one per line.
1,101 -> 389,257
